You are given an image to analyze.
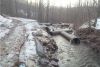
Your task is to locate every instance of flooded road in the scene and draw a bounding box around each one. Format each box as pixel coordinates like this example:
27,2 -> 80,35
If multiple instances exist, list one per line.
53,35 -> 100,67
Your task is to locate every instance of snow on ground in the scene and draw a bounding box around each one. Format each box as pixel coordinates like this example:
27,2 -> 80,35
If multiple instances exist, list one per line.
0,27 -> 9,39
9,17 -> 37,24
0,15 -> 11,23
0,15 -> 14,39
0,16 -> 50,67
0,26 -> 25,67
0,16 -> 40,67
96,19 -> 100,29
79,19 -> 100,29
79,21 -> 95,29
0,15 -> 13,28
18,18 -> 40,67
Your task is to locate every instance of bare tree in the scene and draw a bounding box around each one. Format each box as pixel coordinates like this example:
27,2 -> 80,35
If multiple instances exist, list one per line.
93,0 -> 98,27
38,0 -> 43,22
46,0 -> 50,22
86,1 -> 92,30
27,0 -> 29,18
0,0 -> 2,15
15,0 -> 18,16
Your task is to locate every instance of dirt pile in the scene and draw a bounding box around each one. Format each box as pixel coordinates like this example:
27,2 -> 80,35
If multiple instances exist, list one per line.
35,36 -> 59,67
77,28 -> 100,52
34,28 -> 59,67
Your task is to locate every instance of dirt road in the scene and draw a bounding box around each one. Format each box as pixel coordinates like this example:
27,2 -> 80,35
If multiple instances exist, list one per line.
0,19 -> 26,67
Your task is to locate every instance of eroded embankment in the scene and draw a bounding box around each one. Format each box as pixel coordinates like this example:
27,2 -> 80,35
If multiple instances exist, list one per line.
77,28 -> 100,53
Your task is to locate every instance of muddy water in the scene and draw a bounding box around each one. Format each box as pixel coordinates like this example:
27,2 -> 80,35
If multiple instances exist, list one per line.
53,35 -> 100,67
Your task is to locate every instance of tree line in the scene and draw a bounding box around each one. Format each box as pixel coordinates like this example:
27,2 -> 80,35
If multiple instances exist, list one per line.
0,0 -> 99,27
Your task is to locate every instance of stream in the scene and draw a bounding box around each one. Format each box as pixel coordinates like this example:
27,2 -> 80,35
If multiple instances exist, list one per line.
53,35 -> 100,67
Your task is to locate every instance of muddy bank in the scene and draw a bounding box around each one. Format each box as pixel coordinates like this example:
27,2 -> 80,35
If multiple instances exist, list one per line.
34,28 -> 59,67
53,35 -> 100,67
77,28 -> 100,52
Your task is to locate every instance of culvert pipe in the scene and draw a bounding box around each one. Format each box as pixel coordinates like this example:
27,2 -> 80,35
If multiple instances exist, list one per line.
45,27 -> 80,44
60,31 -> 80,44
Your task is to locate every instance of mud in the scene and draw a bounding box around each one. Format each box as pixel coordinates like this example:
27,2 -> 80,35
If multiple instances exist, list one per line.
53,35 -> 100,67
35,29 -> 59,67
77,28 -> 100,53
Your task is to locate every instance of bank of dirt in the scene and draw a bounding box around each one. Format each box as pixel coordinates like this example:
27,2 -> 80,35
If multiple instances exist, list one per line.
77,28 -> 100,53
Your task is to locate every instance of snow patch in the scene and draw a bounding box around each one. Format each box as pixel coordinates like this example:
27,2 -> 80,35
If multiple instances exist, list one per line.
19,19 -> 39,67
9,17 -> 37,23
0,15 -> 13,28
0,15 -> 14,39
96,19 -> 100,29
0,28 -> 9,39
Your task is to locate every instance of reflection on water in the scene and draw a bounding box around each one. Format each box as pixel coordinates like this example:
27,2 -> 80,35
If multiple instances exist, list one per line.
53,35 -> 100,67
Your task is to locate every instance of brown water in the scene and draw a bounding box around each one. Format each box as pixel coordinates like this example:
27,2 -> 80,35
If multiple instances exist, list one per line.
53,35 -> 100,67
